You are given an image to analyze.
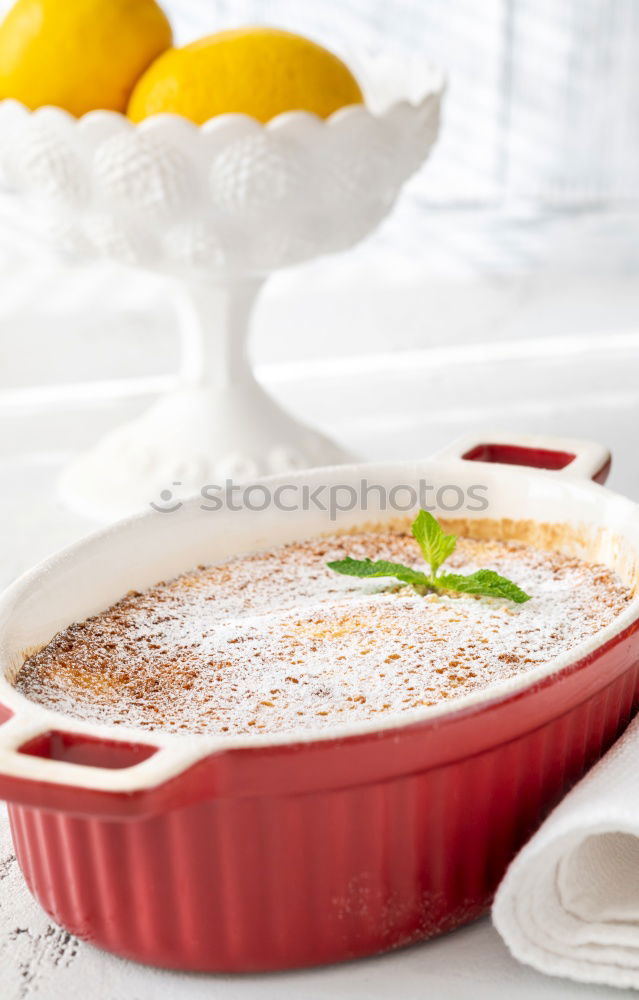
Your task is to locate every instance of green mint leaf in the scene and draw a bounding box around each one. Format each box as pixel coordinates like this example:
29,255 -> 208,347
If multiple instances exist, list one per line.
411,509 -> 457,575
436,569 -> 531,604
327,557 -> 430,588
328,513 -> 533,605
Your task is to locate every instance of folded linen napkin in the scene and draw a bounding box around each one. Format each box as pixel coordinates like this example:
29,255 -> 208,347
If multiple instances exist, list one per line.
494,714 -> 639,990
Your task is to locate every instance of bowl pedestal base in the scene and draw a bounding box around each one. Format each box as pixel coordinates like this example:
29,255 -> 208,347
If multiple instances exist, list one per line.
58,277 -> 353,521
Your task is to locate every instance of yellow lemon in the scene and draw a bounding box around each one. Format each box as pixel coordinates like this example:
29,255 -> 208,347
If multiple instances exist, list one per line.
0,0 -> 172,117
128,27 -> 363,125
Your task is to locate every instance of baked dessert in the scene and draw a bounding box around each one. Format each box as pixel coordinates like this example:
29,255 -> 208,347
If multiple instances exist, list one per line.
14,523 -> 632,737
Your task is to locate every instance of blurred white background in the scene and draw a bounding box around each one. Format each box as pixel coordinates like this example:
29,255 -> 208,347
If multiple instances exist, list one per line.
169,0 -> 639,206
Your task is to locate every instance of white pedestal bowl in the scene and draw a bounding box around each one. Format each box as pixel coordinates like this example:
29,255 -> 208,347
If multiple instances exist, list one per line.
0,59 -> 444,520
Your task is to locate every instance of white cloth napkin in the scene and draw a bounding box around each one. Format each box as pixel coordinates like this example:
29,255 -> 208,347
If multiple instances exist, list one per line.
494,714 -> 639,990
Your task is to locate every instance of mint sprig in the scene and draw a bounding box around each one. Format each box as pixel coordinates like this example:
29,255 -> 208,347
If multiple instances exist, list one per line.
327,510 -> 531,604
411,508 -> 457,574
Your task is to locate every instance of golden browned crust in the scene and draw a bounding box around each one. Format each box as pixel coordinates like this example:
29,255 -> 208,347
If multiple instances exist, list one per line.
13,523 -> 633,737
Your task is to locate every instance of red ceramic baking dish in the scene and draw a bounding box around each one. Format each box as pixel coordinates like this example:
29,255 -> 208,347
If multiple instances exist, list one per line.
0,430 -> 638,972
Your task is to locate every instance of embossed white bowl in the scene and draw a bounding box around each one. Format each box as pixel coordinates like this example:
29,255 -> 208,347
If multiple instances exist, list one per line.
0,54 -> 443,274
0,56 -> 444,520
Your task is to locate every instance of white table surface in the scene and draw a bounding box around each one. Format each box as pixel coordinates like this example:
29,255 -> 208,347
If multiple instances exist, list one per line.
2,212 -> 639,997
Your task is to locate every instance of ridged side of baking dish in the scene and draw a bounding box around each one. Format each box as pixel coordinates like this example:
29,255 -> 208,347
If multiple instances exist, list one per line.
8,655 -> 639,971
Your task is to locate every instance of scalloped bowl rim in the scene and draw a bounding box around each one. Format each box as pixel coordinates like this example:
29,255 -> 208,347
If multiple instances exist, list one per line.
0,83 -> 445,137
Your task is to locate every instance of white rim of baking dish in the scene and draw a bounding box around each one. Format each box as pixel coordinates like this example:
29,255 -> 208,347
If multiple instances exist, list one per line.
1,430 -> 638,794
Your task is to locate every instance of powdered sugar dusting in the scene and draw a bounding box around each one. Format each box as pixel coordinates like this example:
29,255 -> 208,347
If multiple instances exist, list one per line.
15,529 -> 632,737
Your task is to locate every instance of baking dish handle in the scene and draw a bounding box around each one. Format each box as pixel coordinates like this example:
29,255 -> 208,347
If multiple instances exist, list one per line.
433,431 -> 611,484
0,710 -> 205,819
